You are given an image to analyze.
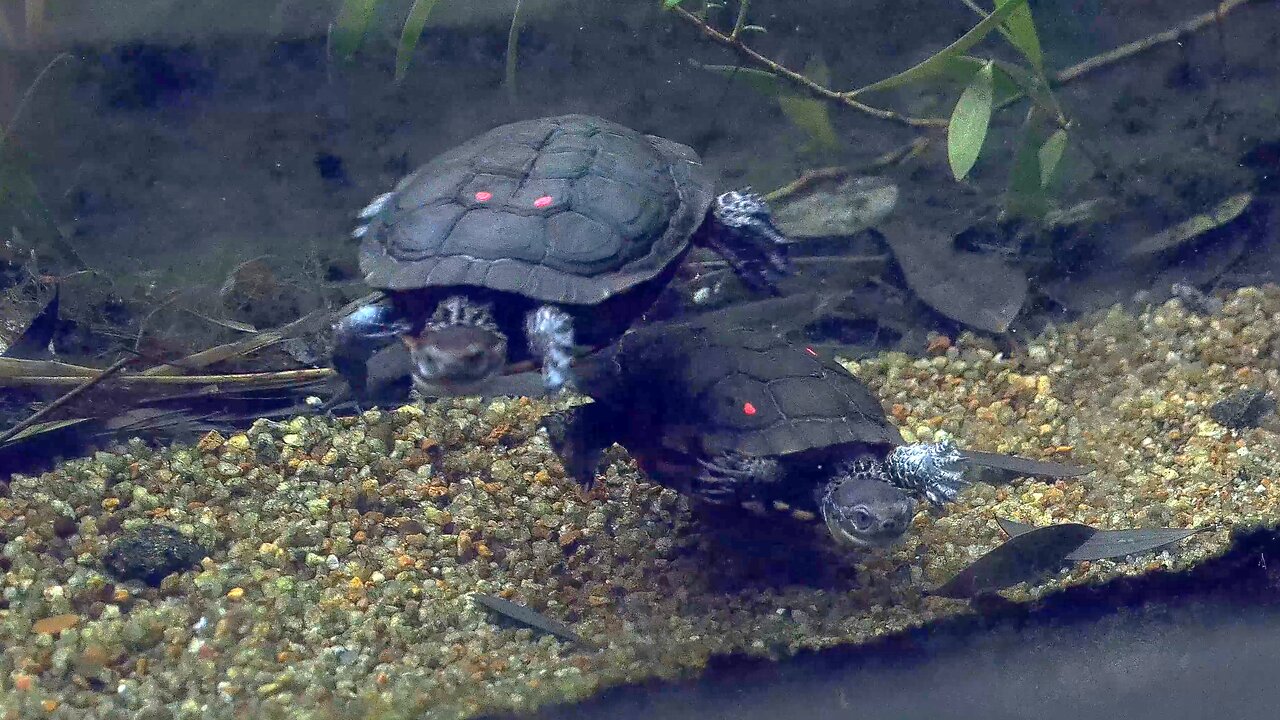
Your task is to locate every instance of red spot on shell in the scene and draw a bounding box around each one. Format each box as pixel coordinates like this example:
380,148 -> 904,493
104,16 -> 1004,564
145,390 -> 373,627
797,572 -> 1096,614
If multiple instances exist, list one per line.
805,347 -> 818,357
474,191 -> 493,202
533,195 -> 554,208
742,402 -> 757,416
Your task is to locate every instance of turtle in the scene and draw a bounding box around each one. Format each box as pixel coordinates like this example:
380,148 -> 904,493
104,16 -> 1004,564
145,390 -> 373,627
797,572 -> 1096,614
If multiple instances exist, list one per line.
543,322 -> 1085,549
332,114 -> 791,398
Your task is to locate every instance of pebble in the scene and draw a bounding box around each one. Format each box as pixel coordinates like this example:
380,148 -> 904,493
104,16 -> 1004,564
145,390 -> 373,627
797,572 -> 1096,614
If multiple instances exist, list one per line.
6,286 -> 1280,719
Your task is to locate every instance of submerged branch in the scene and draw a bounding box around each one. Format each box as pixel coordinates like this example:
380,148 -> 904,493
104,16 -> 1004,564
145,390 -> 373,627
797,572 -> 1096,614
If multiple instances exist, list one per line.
1054,0 -> 1257,86
669,5 -> 948,129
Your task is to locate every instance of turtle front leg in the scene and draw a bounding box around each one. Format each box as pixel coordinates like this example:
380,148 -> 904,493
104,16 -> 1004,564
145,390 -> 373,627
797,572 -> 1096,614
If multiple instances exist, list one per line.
524,305 -> 575,393
543,404 -> 616,490
698,189 -> 792,295
883,439 -> 971,507
332,298 -> 413,396
694,452 -> 782,506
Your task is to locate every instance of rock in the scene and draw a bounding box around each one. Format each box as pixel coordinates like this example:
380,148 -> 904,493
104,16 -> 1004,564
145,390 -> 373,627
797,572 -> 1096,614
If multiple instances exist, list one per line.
771,176 -> 899,238
1209,388 -> 1275,429
102,524 -> 209,586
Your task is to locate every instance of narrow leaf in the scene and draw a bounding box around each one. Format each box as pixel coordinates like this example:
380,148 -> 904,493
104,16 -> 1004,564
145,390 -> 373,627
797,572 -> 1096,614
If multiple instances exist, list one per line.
505,0 -> 526,101
1003,107 -> 1052,220
948,61 -> 995,180
1125,192 -> 1254,258
396,0 -> 443,82
663,0 -> 684,7
933,523 -> 1095,598
331,0 -> 380,61
0,417 -> 92,448
691,61 -> 782,96
849,0 -> 1028,96
1038,129 -> 1068,188
997,518 -> 1201,562
471,593 -> 583,644
999,2 -> 1043,72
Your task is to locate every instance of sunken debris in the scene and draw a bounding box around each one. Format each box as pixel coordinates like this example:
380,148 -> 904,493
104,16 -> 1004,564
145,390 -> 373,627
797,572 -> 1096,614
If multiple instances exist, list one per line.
470,592 -> 584,645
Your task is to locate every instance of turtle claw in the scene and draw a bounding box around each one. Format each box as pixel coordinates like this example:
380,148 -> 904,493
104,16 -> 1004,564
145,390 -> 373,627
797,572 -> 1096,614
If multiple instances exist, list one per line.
702,189 -> 792,295
883,440 -> 971,507
525,305 -> 575,393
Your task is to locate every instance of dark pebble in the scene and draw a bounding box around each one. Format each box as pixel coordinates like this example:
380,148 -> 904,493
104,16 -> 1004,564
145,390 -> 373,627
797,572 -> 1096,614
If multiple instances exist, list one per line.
53,514 -> 78,538
1209,388 -> 1276,429
102,524 -> 209,587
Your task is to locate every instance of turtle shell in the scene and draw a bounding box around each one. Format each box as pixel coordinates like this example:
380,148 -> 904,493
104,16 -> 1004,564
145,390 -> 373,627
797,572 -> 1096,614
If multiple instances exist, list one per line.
578,322 -> 903,467
358,114 -> 716,306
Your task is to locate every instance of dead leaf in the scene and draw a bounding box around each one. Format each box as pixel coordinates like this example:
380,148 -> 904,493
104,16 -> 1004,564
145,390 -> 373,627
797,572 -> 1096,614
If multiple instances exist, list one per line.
879,217 -> 1028,333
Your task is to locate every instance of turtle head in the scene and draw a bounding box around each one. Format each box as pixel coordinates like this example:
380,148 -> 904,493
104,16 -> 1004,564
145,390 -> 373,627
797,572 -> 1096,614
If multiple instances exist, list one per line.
404,296 -> 508,391
820,459 -> 917,549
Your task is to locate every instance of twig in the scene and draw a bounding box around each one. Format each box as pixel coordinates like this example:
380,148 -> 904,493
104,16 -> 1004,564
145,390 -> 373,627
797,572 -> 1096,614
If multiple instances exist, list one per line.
0,367 -> 334,389
1054,0 -> 1256,86
763,137 -> 932,202
692,254 -> 889,272
0,354 -> 133,446
670,5 -> 947,129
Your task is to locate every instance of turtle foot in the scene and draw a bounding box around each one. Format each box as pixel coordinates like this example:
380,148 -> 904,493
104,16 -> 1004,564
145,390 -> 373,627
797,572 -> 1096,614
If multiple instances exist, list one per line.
694,452 -> 781,505
525,305 -> 575,393
352,192 -> 395,239
332,299 -> 413,395
543,407 -> 605,490
884,440 -> 970,507
703,189 -> 792,295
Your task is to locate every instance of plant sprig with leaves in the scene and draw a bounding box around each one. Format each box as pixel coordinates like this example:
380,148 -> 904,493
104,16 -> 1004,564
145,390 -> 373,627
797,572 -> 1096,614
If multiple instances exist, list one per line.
668,0 -> 1074,218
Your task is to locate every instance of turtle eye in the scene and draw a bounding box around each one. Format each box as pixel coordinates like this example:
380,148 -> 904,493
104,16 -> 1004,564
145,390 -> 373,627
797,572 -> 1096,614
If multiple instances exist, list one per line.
850,507 -> 873,529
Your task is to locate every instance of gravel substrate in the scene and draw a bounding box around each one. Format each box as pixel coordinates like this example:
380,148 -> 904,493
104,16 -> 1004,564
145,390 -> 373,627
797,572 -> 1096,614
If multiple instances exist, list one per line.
6,286 -> 1280,719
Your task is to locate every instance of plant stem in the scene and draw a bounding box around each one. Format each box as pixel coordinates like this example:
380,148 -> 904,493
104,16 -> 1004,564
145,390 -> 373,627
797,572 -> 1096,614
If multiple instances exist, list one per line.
670,5 -> 947,129
729,0 -> 749,41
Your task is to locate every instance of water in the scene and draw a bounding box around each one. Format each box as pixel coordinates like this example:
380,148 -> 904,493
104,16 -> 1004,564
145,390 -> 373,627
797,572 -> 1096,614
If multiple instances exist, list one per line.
1,0 -> 1279,717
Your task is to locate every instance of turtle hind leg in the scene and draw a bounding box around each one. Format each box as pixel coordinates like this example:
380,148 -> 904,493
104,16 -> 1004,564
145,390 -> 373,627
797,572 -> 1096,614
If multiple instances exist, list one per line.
694,452 -> 782,506
698,189 -> 792,295
332,298 -> 413,396
884,439 -> 971,507
524,305 -> 575,393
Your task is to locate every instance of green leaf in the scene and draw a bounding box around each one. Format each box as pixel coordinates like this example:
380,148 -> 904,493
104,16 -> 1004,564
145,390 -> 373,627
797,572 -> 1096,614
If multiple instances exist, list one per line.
778,94 -> 841,154
1037,129 -> 1068,188
395,0 -> 443,82
663,0 -> 684,7
778,58 -> 841,154
948,61 -> 995,180
331,0 -> 380,61
691,61 -> 783,96
505,0 -> 526,100
1004,107 -> 1052,220
999,2 -> 1043,72
850,0 -> 1028,96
